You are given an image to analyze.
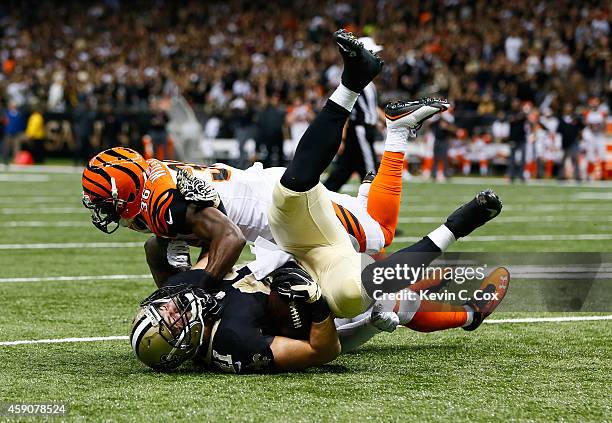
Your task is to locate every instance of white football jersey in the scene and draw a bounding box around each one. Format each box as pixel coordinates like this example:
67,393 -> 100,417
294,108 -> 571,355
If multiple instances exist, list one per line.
177,162 -> 385,252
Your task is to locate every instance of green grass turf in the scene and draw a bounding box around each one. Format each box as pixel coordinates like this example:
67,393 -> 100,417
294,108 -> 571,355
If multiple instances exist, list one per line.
0,168 -> 611,422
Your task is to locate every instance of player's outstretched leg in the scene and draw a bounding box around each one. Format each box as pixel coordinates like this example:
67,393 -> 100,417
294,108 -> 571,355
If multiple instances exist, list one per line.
392,266 -> 510,332
366,98 -> 449,246
280,29 -> 384,193
362,189 -> 503,296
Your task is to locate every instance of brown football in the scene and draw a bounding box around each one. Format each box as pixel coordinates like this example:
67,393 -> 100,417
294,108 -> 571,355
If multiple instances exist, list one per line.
267,290 -> 311,340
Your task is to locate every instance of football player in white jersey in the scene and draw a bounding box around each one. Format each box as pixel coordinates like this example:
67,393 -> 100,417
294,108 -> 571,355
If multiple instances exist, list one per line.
83,88 -> 416,291
583,98 -> 608,180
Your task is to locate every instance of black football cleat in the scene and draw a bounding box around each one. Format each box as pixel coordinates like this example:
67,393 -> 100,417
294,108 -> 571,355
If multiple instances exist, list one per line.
463,267 -> 510,331
444,189 -> 502,239
385,98 -> 450,131
334,29 -> 384,93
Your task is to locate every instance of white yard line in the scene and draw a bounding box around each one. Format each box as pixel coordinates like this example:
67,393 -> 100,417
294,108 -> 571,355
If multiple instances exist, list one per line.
483,315 -> 612,324
2,233 -> 612,250
0,274 -> 150,283
0,242 -> 142,250
1,315 -> 610,346
0,164 -> 84,174
406,177 -> 612,188
0,207 -> 85,215
394,234 -> 612,243
0,198 -> 79,204
0,174 -> 50,182
0,336 -> 129,346
400,204 -> 612,213
0,221 -> 90,228
573,192 -> 612,200
397,216 -> 612,224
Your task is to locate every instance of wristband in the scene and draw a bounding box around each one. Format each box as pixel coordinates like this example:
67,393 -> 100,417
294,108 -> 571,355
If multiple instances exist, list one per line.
309,297 -> 331,323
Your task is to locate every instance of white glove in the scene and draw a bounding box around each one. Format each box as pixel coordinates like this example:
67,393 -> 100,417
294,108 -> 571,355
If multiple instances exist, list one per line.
370,303 -> 400,333
166,240 -> 191,270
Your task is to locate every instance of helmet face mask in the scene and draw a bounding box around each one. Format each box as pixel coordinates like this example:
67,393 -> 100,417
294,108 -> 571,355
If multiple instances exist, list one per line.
82,191 -> 125,234
131,286 -> 213,370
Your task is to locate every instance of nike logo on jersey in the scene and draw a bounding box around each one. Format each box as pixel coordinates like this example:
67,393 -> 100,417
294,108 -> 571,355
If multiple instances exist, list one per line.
167,210 -> 174,225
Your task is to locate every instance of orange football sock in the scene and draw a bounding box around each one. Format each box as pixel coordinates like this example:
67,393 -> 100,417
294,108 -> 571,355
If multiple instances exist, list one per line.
408,276 -> 444,292
545,160 -> 553,178
367,151 -> 404,246
402,300 -> 468,332
422,157 -> 433,174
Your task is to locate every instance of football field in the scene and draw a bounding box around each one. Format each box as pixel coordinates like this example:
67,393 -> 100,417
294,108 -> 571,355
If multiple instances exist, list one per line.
1,166 -> 611,422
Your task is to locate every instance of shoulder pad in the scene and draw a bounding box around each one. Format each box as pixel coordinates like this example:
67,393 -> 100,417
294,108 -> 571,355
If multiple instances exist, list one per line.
176,168 -> 221,209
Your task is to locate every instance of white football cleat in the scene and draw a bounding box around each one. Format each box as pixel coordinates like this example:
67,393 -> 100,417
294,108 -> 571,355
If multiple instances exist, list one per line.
385,98 -> 450,131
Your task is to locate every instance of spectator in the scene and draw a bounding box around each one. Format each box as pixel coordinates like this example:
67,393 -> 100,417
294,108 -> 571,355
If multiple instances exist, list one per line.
147,104 -> 170,160
72,97 -> 96,166
491,111 -> 510,143
2,101 -> 26,164
0,0 -> 608,176
505,30 -> 523,64
557,103 -> 583,181
285,97 -> 314,159
228,97 -> 256,168
431,111 -> 456,181
47,72 -> 66,112
100,104 -> 123,150
255,94 -> 286,167
24,104 -> 46,163
507,99 -> 528,182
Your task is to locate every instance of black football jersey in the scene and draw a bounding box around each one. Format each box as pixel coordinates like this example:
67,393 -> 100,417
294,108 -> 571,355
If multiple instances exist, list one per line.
167,266 -> 277,374
205,266 -> 277,374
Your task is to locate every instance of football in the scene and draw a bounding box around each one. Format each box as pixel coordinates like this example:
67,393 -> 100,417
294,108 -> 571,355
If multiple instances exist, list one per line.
267,290 -> 311,340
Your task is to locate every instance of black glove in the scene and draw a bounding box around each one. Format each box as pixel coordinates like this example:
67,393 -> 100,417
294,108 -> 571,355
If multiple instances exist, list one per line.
270,266 -> 330,323
141,283 -> 224,320
192,288 -> 225,319
270,266 -> 321,303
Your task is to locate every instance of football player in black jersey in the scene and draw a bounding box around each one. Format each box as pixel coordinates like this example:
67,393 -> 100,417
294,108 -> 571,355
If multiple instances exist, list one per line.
131,264 -> 339,374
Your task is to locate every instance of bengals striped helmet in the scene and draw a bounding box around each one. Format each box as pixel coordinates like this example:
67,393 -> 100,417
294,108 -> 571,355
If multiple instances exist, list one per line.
82,147 -> 148,233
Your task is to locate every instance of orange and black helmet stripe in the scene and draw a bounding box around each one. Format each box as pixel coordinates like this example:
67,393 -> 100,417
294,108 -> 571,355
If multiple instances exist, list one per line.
82,147 -> 146,202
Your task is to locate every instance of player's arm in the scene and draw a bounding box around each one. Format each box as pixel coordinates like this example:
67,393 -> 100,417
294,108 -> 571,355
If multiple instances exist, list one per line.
268,266 -> 340,370
185,206 -> 246,287
270,315 -> 340,371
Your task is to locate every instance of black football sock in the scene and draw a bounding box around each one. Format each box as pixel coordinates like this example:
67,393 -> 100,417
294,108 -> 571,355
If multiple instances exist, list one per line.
362,237 -> 444,298
280,98 -> 353,193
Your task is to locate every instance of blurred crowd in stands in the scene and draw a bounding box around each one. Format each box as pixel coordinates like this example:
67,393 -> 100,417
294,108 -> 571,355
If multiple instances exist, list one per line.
0,0 -> 610,180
